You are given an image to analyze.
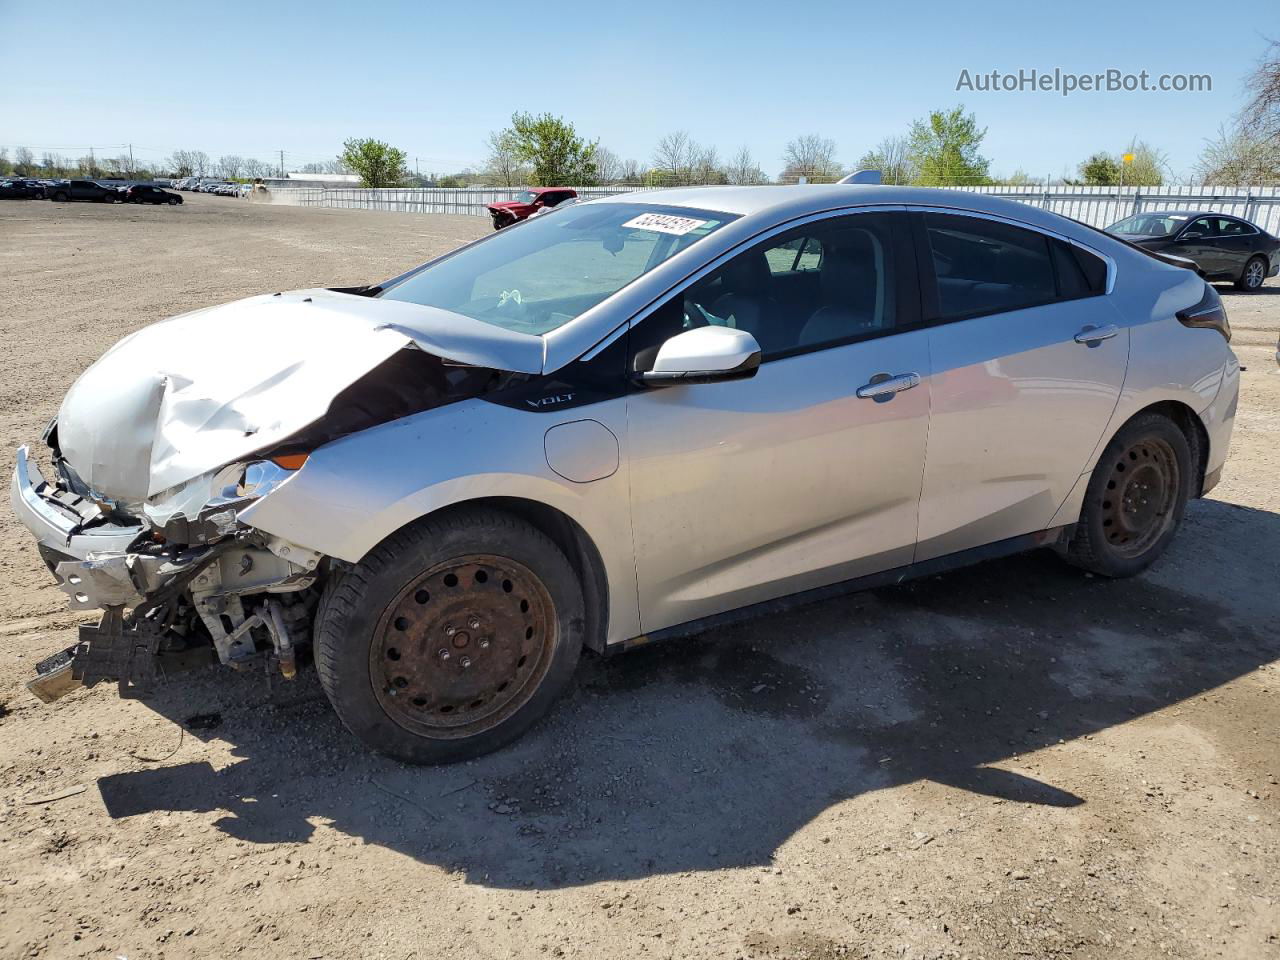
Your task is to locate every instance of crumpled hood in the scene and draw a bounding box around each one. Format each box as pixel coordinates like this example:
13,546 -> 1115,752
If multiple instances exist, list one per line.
57,289 -> 544,504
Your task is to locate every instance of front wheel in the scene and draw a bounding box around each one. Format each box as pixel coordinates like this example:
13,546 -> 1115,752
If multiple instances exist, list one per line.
1065,413 -> 1192,578
1236,255 -> 1267,291
315,509 -> 584,763
168,197 -> 179,205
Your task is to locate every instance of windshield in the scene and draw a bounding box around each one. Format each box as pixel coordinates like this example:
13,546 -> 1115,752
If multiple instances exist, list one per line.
379,202 -> 737,335
1107,213 -> 1190,237
515,190 -> 538,204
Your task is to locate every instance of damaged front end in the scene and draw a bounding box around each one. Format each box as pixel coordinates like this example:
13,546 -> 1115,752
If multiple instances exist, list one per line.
14,288 -> 535,705
16,445 -> 322,703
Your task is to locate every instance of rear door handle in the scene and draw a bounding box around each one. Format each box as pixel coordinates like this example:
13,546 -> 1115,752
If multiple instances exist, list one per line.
1074,324 -> 1119,344
856,372 -> 921,400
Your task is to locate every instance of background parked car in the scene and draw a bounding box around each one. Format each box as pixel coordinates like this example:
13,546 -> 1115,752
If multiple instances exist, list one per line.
46,179 -> 121,203
487,187 -> 578,230
124,184 -> 183,205
1107,210 -> 1280,291
0,178 -> 45,199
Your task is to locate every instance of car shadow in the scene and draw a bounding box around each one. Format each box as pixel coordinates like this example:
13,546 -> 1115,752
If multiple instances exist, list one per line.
97,498 -> 1280,889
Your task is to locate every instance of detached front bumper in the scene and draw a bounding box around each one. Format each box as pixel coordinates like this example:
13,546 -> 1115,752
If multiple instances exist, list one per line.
10,446 -> 187,611
11,445 -> 144,565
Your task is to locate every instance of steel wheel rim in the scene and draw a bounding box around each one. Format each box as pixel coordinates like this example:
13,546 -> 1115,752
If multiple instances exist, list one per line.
1247,260 -> 1264,287
1099,437 -> 1179,558
371,554 -> 556,739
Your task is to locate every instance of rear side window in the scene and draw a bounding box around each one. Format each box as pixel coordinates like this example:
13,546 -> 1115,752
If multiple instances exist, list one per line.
924,214 -> 1107,318
924,214 -> 1056,318
1215,218 -> 1254,237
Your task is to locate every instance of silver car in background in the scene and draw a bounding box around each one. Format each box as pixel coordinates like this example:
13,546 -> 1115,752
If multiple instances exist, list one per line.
12,185 -> 1239,762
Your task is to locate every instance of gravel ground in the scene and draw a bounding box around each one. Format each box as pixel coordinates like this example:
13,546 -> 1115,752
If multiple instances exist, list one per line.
0,195 -> 1277,960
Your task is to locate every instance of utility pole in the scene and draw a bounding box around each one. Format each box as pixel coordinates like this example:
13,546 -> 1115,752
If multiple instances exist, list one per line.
89,146 -> 95,176
279,150 -> 285,179
128,143 -> 135,175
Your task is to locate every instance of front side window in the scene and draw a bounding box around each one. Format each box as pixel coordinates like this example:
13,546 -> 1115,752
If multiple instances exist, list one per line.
380,203 -> 736,335
633,214 -> 899,362
924,214 -> 1058,318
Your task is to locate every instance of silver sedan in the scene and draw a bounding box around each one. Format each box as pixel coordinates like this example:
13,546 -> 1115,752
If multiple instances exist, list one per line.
12,185 -> 1239,762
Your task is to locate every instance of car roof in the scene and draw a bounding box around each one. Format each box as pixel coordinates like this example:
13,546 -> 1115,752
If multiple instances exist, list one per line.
1127,209 -> 1246,221
589,184 -> 1103,235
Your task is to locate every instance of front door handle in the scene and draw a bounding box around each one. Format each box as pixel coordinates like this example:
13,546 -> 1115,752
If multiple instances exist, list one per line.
856,372 -> 921,400
1074,324 -> 1119,344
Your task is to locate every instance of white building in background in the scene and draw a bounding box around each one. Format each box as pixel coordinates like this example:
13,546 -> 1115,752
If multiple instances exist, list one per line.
260,172 -> 363,189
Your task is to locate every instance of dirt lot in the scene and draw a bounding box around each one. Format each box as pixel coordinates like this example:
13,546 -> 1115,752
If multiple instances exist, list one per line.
0,195 -> 1277,960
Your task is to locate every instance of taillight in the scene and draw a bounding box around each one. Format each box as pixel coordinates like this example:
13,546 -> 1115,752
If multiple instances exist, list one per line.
1177,285 -> 1231,342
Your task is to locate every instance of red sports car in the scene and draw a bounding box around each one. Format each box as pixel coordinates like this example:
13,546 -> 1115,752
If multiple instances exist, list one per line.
487,187 -> 578,230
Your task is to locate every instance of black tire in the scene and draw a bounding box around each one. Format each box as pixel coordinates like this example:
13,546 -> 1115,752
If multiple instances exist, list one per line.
101,193 -> 114,203
52,191 -> 68,202
168,197 -> 179,205
1066,412 -> 1192,578
1236,255 -> 1267,291
315,508 -> 584,763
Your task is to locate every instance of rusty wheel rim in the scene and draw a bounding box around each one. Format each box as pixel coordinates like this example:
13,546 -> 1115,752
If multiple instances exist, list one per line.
1099,437 -> 1179,559
371,554 -> 556,739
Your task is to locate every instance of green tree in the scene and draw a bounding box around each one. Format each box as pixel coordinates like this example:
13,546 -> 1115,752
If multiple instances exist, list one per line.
907,106 -> 991,186
1119,140 -> 1167,186
1078,152 -> 1122,185
506,112 -> 598,186
339,138 -> 410,188
856,135 -> 916,185
14,146 -> 36,177
1195,123 -> 1280,186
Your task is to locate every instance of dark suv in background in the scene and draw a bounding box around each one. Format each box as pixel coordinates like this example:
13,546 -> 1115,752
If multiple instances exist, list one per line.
47,179 -> 121,203
0,178 -> 46,199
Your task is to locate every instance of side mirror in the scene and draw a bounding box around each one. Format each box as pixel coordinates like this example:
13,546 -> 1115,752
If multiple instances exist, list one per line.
639,326 -> 761,386
1180,231 -> 1204,241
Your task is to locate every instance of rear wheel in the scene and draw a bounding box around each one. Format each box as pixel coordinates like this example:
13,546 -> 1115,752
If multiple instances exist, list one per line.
315,509 -> 584,763
1066,413 -> 1192,577
1236,255 -> 1267,291
52,191 -> 68,202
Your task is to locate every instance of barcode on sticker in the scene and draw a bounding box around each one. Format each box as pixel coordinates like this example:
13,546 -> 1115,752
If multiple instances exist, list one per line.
622,213 -> 709,236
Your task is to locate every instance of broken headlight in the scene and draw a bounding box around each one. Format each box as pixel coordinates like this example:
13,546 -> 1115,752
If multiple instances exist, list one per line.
231,457 -> 306,500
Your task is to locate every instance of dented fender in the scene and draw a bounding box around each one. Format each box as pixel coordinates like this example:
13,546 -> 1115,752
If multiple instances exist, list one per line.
238,397 -> 642,643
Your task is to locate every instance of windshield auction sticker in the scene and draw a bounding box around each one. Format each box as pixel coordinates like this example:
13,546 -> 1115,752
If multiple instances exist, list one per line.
622,213 -> 710,236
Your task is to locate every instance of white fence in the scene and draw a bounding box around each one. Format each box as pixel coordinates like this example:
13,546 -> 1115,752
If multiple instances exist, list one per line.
269,185 -> 649,217
956,184 -> 1280,234
269,183 -> 1280,233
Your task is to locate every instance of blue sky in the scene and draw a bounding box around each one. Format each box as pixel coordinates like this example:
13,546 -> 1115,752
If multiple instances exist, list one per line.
0,0 -> 1268,180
